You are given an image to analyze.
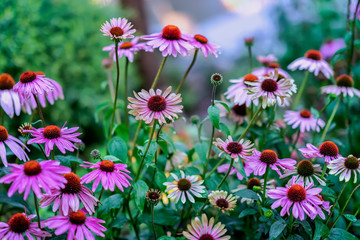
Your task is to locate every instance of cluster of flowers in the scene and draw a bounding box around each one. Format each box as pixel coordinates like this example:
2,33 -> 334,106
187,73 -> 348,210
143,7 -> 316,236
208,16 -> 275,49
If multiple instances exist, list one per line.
1,14 -> 360,239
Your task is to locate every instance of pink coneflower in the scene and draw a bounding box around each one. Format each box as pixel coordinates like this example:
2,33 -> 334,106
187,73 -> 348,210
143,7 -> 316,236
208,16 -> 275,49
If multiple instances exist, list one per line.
141,25 -> 194,57
43,209 -> 106,240
246,71 -> 297,109
128,86 -> 183,125
233,177 -> 276,203
182,214 -> 230,240
0,213 -> 51,239
188,34 -> 220,57
217,160 -> 253,181
225,74 -> 259,107
102,37 -> 154,62
257,54 -> 278,65
0,73 -> 21,118
229,104 -> 247,125
322,74 -> 360,98
0,125 -> 29,167
81,159 -> 132,192
288,50 -> 333,78
40,173 -> 99,216
281,160 -> 325,186
0,160 -> 70,200
284,110 -> 325,132
208,190 -> 238,212
247,149 -> 296,176
13,71 -> 54,100
26,123 -> 82,157
268,178 -> 329,220
213,136 -> 254,162
299,141 -> 341,164
320,38 -> 345,60
164,170 -> 205,203
100,17 -> 136,40
328,155 -> 360,183
252,62 -> 291,79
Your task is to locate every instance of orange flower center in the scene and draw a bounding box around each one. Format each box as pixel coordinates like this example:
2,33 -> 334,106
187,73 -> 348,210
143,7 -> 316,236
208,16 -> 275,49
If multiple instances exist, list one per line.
61,173 -> 82,194
268,62 -> 281,68
319,141 -> 339,157
243,74 -> 258,87
120,42 -> 133,49
69,210 -> 86,225
194,34 -> 208,44
100,160 -> 115,172
43,125 -> 61,139
336,74 -> 354,87
162,25 -> 181,40
0,126 -> 8,141
247,177 -> 261,190
147,95 -> 166,112
8,213 -> 30,233
260,150 -> 278,164
24,160 -> 42,176
110,27 -> 124,37
0,73 -> 15,90
19,71 -> 37,83
297,160 -> 314,177
34,71 -> 45,75
304,50 -> 322,60
287,184 -> 306,202
300,110 -> 311,118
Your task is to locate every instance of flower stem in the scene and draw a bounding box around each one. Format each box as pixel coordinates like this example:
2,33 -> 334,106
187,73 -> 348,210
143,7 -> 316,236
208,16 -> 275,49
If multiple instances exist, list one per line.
290,129 -> 301,154
312,98 -> 334,144
347,0 -> 360,74
34,95 -> 46,127
320,163 -> 328,179
247,45 -> 253,72
151,204 -> 157,240
260,105 -> 276,151
175,49 -> 199,94
328,184 -> 360,233
151,56 -> 167,89
325,181 -> 347,225
203,85 -> 217,178
292,70 -> 310,110
0,108 -> 4,126
197,158 -> 234,216
261,166 -> 269,206
205,156 -> 226,180
37,144 -> 48,160
346,208 -> 360,230
129,121 -> 143,164
288,214 -> 294,233
320,96 -> 342,142
126,202 -> 140,240
33,192 -> 41,228
124,58 -> 129,127
109,40 -> 120,138
106,68 -> 121,123
237,106 -> 263,141
51,150 -> 55,160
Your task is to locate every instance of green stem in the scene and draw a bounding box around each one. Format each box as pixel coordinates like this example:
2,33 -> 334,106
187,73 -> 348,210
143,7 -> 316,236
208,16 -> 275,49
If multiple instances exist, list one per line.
260,105 -> 276,151
325,181 -> 347,225
237,106 -> 263,141
205,156 -> 226,180
37,144 -> 48,160
151,124 -> 164,183
51,150 -> 55,160
290,129 -> 301,154
261,166 -> 269,206
0,108 -> 4,126
175,49 -> 198,94
346,207 -> 360,230
126,202 -> 140,240
124,58 -> 129,127
346,97 -> 353,151
320,96 -> 342,142
328,184 -> 360,233
312,99 -> 334,144
347,0 -> 360,74
106,68 -> 120,123
34,95 -> 46,127
151,57 -> 168,89
197,159 -> 234,216
151,204 -> 157,240
33,192 -> 41,228
129,121 -> 143,164
95,187 -> 105,212
320,163 -> 328,179
109,40 -> 120,138
288,214 -> 294,233
247,45 -> 253,72
292,71 -> 310,110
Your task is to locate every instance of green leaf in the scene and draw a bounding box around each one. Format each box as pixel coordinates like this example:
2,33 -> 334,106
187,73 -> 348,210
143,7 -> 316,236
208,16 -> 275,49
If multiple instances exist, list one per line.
219,123 -> 230,136
233,162 -> 247,181
313,219 -> 329,240
110,214 -> 128,229
299,220 -> 312,237
186,167 -> 201,176
234,189 -> 259,200
194,142 -> 208,164
55,155 -> 83,167
208,105 -> 220,129
155,171 -> 167,191
158,237 -> 176,240
108,137 -> 128,162
139,208 -> 180,226
269,220 -> 287,240
133,180 -> 149,213
114,124 -> 129,142
319,186 -> 336,201
0,193 -> 32,213
344,214 -> 357,222
214,100 -> 231,114
310,107 -> 320,118
98,194 -> 123,216
198,116 -> 210,139
327,228 -> 358,240
239,208 -> 257,218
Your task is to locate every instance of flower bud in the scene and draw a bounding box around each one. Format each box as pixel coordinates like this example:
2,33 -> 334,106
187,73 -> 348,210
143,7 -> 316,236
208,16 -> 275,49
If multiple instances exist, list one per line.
265,210 -> 273,218
244,37 -> 254,47
90,149 -> 101,159
190,115 -> 200,125
211,73 -> 223,86
102,58 -> 113,70
253,186 -> 262,193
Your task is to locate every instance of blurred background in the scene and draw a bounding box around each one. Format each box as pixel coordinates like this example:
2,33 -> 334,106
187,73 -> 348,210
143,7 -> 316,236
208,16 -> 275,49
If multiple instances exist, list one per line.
0,0 -> 350,155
